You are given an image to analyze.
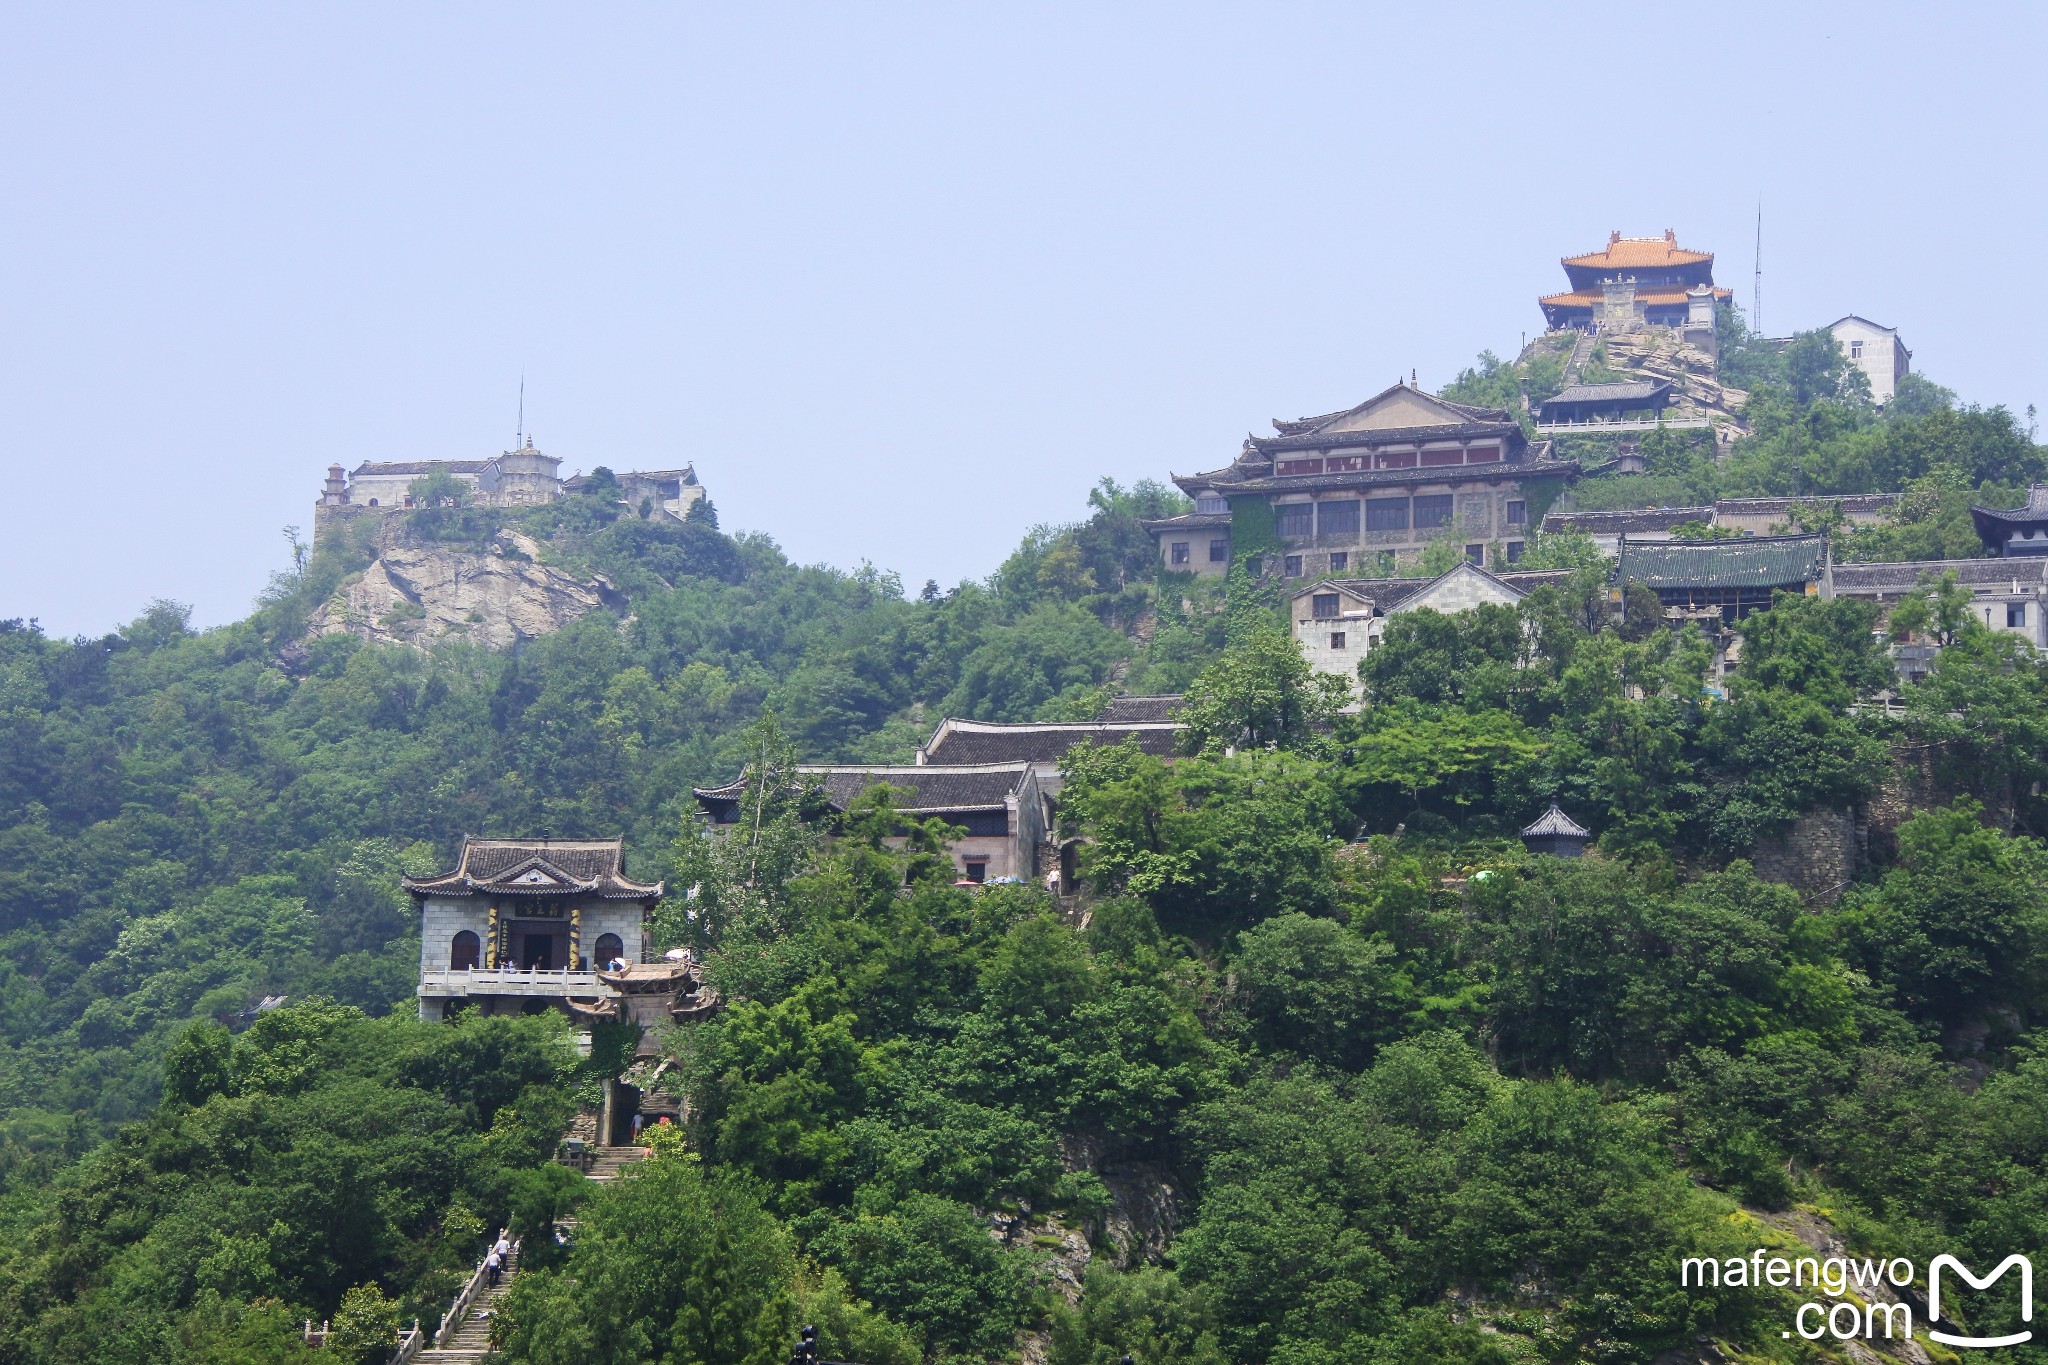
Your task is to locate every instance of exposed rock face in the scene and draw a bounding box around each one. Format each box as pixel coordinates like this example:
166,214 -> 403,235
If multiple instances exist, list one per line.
309,534 -> 624,650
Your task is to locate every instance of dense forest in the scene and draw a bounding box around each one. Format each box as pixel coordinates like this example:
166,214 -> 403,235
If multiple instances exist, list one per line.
2,323 -> 2048,1362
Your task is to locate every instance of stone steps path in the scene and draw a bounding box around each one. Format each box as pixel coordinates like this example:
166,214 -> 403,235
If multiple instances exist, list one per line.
416,1242 -> 519,1363
587,1144 -> 649,1182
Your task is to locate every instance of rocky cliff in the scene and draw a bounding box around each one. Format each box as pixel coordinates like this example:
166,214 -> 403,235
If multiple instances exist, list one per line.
307,530 -> 625,650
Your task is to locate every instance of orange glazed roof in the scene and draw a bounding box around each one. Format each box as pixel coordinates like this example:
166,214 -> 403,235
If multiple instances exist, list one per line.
1541,285 -> 1734,308
1562,229 -> 1713,270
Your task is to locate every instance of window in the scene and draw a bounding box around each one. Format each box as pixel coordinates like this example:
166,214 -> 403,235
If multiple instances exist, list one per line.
1275,504 -> 1314,538
1421,447 -> 1464,467
1317,500 -> 1360,536
1311,592 -> 1341,619
1506,499 -> 1527,526
1465,544 -> 1484,565
593,933 -> 625,969
1376,450 -> 1417,469
1283,555 -> 1303,577
1329,632 -> 1347,649
1195,495 -> 1229,514
1366,497 -> 1410,531
962,860 -> 988,883
1169,541 -> 1190,565
1465,445 -> 1501,463
1325,454 -> 1362,472
1375,551 -> 1397,574
1850,340 -> 1864,359
1413,494 -> 1455,529
1328,551 -> 1348,572
1208,538 -> 1229,562
2011,602 -> 2029,628
450,930 -> 480,972
1277,458 -> 1324,476
1506,540 -> 1525,563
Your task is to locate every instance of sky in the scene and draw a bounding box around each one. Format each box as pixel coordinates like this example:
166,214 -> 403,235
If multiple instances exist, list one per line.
2,3 -> 2044,636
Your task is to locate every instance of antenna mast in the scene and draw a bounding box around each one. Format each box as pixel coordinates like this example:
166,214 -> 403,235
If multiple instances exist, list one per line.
1752,202 -> 1763,335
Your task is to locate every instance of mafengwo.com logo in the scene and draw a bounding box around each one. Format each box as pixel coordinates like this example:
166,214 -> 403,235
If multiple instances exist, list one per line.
1680,1249 -> 2032,1347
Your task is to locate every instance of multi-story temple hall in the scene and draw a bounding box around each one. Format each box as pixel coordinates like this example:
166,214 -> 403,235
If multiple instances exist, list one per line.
1538,229 -> 1733,333
408,837 -> 710,1042
1146,381 -> 1581,578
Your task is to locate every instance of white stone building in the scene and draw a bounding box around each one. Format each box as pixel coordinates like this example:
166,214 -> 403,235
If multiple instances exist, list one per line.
1827,316 -> 1911,405
320,440 -> 706,519
1290,563 -> 1575,703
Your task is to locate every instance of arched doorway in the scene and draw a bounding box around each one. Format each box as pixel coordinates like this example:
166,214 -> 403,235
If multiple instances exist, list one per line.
593,933 -> 624,970
450,930 -> 481,971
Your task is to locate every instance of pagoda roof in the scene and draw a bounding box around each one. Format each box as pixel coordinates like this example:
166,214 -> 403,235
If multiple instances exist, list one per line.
1251,383 -> 1520,454
1561,230 -> 1713,271
1971,485 -> 2048,528
1096,694 -> 1183,724
1617,534 -> 1827,590
1172,451 -> 1579,499
1540,285 -> 1734,310
919,719 -> 1180,767
404,837 -> 663,900
1522,803 -> 1591,838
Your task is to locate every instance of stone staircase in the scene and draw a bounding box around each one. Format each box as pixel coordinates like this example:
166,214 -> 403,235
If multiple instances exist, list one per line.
416,1241 -> 520,1364
587,1144 -> 648,1182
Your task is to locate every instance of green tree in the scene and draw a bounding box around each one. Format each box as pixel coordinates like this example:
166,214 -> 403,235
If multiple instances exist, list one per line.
1177,623 -> 1350,754
496,1157 -> 798,1365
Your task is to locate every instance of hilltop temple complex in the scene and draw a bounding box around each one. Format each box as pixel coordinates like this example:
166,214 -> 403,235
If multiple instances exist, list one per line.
318,439 -> 706,522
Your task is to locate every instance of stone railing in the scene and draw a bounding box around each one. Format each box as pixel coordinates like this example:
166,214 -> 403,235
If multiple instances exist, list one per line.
1535,415 -> 1711,433
434,1227 -> 514,1349
419,967 -> 610,997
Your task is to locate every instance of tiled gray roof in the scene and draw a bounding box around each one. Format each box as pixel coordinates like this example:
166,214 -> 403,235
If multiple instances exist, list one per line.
1544,507 -> 1713,534
1096,695 -> 1183,724
1522,804 -> 1591,838
1715,494 -> 1896,516
1618,535 -> 1826,589
1544,381 -> 1670,404
924,722 -> 1179,766
404,837 -> 662,900
801,764 -> 1028,812
1831,559 -> 2047,593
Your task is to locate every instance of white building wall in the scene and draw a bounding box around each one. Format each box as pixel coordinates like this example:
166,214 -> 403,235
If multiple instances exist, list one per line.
1830,318 -> 1909,405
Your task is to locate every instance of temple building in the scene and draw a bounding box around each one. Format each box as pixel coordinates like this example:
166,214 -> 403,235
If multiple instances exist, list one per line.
321,441 -> 706,520
1538,230 -> 1733,332
1536,380 -> 1674,428
409,838 -> 706,1045
1147,382 -> 1580,580
695,762 -> 1047,883
1615,534 -> 1828,624
1970,485 -> 2048,557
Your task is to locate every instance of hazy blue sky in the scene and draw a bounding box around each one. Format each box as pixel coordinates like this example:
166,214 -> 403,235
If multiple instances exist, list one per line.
3,3 -> 2043,636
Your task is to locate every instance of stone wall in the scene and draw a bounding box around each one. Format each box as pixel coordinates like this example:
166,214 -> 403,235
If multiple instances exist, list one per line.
1748,807 -> 1860,902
